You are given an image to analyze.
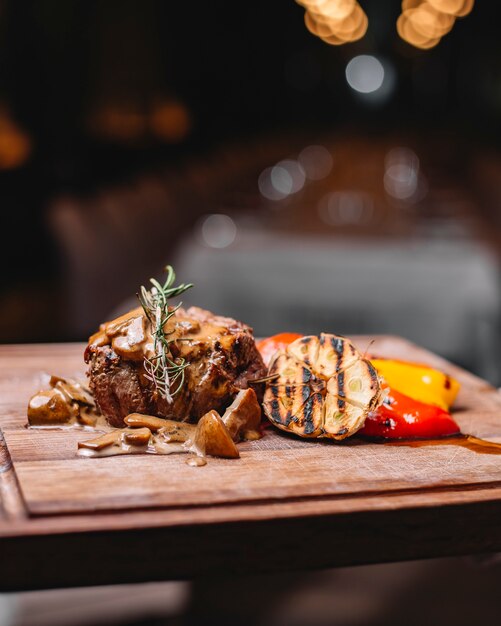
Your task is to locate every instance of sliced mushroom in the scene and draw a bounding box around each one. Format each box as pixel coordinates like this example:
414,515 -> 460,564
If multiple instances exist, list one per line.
78,430 -> 121,450
123,427 -> 152,446
222,388 -> 262,441
124,413 -> 175,432
192,410 -> 240,458
49,376 -> 95,406
28,388 -> 78,426
78,410 -> 98,427
160,421 -> 196,443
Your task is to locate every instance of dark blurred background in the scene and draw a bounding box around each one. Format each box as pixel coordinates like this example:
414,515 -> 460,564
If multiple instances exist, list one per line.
1,1 -> 501,623
1,0 -> 500,377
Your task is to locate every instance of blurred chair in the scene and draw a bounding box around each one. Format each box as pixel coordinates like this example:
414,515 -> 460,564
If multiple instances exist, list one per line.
47,137 -> 303,339
48,179 -> 183,338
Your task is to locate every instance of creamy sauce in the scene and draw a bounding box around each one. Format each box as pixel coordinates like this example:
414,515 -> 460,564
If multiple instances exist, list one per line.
73,411 -> 223,462
87,307 -> 152,360
76,419 -> 205,462
77,438 -> 188,458
186,456 -> 207,467
86,306 -> 239,363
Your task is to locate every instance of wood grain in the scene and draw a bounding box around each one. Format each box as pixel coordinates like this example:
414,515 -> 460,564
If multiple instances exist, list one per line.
5,421 -> 501,515
2,338 -> 501,591
0,431 -> 25,520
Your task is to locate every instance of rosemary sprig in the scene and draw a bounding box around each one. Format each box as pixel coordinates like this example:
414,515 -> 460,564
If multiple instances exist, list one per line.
137,265 -> 193,403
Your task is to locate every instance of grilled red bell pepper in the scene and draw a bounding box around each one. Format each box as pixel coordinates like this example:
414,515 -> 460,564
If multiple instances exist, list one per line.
360,387 -> 460,439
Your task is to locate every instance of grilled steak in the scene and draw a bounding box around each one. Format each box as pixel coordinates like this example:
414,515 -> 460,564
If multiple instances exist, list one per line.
85,306 -> 266,428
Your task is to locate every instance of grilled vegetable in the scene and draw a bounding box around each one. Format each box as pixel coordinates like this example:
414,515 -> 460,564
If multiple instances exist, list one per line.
371,359 -> 460,411
360,387 -> 460,439
263,334 -> 383,440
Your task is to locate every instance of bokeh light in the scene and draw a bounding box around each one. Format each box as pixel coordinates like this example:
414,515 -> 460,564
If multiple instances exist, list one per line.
259,160 -> 306,201
397,0 -> 475,49
298,145 -> 334,180
298,0 -> 368,45
88,103 -> 146,143
384,147 -> 421,200
345,55 -> 385,94
274,159 -> 306,194
259,167 -> 285,201
427,0 -> 475,17
319,191 -> 374,225
199,214 -> 237,249
150,99 -> 191,143
0,106 -> 32,170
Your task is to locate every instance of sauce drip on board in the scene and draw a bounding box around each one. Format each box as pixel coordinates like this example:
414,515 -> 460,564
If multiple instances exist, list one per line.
384,434 -> 501,455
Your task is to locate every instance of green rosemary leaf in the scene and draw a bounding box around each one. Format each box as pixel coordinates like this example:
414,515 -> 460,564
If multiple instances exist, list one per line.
137,265 -> 193,403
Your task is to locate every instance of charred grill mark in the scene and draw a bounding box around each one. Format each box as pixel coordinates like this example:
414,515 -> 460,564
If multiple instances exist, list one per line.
331,337 -> 344,372
297,390 -> 323,434
302,367 -> 312,384
282,387 -> 294,426
301,337 -> 311,344
337,371 -> 346,410
268,384 -> 286,424
269,398 -> 283,424
367,361 -> 379,390
302,384 -> 310,405
284,385 -> 293,426
302,395 -> 315,434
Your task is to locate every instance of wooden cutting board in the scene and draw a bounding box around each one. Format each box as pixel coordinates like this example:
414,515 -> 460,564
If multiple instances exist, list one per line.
2,337 -> 501,516
3,337 -> 501,591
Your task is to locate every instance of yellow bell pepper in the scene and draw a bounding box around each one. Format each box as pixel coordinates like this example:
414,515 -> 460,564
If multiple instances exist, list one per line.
370,359 -> 460,411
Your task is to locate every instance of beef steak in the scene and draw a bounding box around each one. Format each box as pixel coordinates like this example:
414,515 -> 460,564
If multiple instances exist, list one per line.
85,306 -> 266,428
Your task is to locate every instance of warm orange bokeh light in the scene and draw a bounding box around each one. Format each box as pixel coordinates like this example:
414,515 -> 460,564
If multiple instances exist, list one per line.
88,103 -> 146,143
402,0 -> 423,10
0,107 -> 32,170
427,0 -> 475,17
150,100 -> 191,143
407,5 -> 455,39
87,99 -> 191,144
308,0 -> 356,21
397,0 -> 474,49
397,12 -> 441,49
299,0 -> 368,45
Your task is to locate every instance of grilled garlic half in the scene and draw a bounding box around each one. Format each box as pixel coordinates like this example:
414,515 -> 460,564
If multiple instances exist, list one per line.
263,334 -> 383,440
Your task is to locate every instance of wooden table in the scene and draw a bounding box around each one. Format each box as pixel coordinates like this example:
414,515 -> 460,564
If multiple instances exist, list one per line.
1,338 -> 501,592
